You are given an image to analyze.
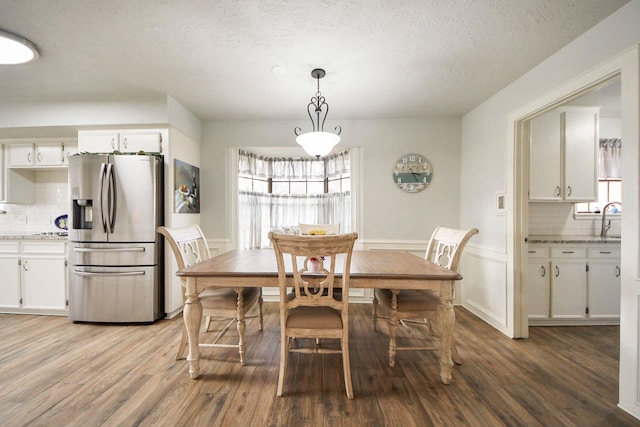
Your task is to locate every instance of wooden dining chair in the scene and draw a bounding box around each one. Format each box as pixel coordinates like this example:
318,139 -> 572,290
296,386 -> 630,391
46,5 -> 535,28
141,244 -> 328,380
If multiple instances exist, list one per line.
372,226 -> 478,367
158,225 -> 263,365
269,231 -> 358,399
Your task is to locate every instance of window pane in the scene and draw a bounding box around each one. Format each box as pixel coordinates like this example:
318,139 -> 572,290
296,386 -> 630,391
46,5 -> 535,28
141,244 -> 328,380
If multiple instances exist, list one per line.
610,181 -> 622,205
253,179 -> 268,193
272,181 -> 289,194
238,177 -> 253,191
307,181 -> 324,194
327,179 -> 341,193
290,181 -> 307,194
575,202 -> 589,213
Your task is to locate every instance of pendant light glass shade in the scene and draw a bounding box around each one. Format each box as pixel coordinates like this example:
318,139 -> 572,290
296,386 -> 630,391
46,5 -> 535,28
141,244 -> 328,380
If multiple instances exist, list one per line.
296,131 -> 341,158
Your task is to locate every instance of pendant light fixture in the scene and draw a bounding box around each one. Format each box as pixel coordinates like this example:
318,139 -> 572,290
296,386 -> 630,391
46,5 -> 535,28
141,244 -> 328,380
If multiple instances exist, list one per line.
294,68 -> 341,158
0,30 -> 39,65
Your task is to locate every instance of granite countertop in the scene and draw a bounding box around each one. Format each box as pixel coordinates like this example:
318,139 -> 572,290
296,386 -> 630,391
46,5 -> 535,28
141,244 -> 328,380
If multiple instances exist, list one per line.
527,235 -> 621,244
0,233 -> 68,241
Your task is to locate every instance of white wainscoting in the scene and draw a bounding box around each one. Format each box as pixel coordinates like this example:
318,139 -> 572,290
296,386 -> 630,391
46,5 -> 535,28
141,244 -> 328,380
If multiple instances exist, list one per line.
460,243 -> 510,336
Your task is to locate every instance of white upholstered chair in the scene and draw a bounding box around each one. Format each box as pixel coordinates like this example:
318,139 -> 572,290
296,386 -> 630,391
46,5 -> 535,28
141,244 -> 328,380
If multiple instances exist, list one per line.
372,226 -> 478,367
158,225 -> 263,364
269,231 -> 358,399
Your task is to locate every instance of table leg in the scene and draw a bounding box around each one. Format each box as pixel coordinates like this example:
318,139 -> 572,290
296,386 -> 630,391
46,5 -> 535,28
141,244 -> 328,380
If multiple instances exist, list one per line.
438,280 -> 455,384
184,277 -> 202,379
234,287 -> 246,366
389,290 -> 399,367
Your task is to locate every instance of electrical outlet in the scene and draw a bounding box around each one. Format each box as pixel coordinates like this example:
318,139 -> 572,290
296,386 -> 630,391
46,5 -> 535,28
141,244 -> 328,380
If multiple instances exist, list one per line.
18,215 -> 27,225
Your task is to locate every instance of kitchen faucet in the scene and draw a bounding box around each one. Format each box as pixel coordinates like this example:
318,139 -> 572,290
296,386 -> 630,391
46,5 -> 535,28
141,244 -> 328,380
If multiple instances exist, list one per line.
600,201 -> 621,237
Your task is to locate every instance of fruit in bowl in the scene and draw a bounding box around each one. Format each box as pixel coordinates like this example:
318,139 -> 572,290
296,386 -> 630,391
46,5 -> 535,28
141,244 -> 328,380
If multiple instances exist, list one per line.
308,229 -> 327,236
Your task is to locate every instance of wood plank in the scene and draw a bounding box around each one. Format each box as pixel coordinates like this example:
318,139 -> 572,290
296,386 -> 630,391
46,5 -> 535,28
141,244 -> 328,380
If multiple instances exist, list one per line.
0,304 -> 637,426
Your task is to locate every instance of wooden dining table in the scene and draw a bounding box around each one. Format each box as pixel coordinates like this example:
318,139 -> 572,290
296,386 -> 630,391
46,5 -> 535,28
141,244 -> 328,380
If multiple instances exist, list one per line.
176,248 -> 463,384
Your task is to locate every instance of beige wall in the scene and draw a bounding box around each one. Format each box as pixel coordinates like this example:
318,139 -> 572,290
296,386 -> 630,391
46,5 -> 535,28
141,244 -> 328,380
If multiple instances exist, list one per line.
200,117 -> 462,248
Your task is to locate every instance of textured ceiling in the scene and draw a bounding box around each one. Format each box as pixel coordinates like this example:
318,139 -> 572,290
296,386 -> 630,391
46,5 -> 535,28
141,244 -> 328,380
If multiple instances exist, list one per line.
0,0 -> 629,121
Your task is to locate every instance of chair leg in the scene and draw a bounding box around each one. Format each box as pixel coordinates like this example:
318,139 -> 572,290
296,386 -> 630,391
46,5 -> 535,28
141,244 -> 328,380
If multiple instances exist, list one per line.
277,334 -> 289,397
388,290 -> 399,367
202,316 -> 212,332
342,336 -> 354,399
452,334 -> 462,365
372,294 -> 379,331
176,325 -> 188,360
235,288 -> 247,366
258,292 -> 264,332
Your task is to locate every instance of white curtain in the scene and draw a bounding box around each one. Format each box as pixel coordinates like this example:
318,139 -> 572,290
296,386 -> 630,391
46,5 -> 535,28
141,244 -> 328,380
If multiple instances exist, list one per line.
238,150 -> 351,249
598,138 -> 621,178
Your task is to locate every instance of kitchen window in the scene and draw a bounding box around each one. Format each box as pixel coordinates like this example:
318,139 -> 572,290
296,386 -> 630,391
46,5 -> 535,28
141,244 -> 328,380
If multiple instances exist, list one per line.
238,149 -> 351,249
575,138 -> 621,215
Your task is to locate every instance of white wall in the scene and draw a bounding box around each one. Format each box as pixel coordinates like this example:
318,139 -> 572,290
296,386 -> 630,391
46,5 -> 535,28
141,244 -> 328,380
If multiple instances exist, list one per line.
460,0 -> 640,420
200,117 -> 461,248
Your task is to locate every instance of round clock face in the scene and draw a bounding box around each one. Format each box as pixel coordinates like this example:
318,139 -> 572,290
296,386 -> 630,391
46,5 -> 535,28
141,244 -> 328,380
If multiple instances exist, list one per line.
393,153 -> 433,193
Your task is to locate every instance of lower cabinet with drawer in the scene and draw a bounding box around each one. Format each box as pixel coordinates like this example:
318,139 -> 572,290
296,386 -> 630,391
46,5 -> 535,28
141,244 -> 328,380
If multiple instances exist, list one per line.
0,241 -> 68,315
527,243 -> 620,325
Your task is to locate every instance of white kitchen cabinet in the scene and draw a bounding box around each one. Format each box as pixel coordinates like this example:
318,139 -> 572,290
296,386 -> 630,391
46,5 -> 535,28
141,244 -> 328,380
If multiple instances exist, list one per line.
551,259 -> 587,319
7,139 -> 77,168
78,129 -> 165,154
529,107 -> 598,202
63,142 -> 78,165
526,247 -> 550,319
0,242 -> 21,309
0,143 -> 35,203
527,243 -> 619,325
587,247 -> 621,319
8,143 -> 35,166
0,240 -> 68,315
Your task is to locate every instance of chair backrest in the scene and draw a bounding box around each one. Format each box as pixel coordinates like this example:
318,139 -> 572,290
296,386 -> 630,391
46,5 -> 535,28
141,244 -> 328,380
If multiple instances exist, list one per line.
298,223 -> 341,235
425,227 -> 479,272
269,232 -> 358,311
157,225 -> 211,271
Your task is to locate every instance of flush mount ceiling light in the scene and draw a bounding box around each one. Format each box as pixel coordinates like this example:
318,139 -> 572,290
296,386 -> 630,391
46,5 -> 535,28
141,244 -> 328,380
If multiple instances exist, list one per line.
294,68 -> 341,158
0,30 -> 39,65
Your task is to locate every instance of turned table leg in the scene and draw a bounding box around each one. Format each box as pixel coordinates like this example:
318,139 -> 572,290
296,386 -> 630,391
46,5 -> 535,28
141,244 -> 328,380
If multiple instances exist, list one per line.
438,280 -> 455,384
184,277 -> 202,379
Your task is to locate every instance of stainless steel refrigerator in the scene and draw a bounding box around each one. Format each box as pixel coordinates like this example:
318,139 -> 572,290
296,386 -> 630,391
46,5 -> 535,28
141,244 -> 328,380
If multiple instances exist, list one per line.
68,154 -> 164,323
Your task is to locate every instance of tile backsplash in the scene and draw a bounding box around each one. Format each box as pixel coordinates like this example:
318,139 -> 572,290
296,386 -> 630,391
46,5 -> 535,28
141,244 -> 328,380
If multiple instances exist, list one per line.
0,170 -> 69,234
528,202 -> 621,237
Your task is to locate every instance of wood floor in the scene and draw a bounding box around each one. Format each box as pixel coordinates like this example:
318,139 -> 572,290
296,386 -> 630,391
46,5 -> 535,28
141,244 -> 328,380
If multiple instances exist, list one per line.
0,303 -> 637,427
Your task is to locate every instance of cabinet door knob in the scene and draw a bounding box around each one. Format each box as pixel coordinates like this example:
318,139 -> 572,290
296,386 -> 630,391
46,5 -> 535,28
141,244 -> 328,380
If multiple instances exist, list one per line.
555,186 -> 561,197
567,186 -> 572,196
540,265 -> 546,277
616,265 -> 620,277
555,265 -> 560,277
23,260 -> 29,271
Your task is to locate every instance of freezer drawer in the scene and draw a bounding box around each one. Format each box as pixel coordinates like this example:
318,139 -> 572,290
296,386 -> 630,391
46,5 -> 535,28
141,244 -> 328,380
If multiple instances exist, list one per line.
69,265 -> 162,322
70,242 -> 158,267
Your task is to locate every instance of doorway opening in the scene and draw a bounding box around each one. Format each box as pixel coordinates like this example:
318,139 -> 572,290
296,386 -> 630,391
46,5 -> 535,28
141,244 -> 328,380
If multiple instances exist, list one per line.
510,69 -> 623,338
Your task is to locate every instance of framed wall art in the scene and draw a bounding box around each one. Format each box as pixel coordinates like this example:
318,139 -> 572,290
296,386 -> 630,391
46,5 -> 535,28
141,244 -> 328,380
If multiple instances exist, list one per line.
174,159 -> 200,213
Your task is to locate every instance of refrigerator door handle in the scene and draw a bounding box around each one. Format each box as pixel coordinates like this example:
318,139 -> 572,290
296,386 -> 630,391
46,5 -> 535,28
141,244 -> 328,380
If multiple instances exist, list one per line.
73,270 -> 146,277
72,247 -> 146,253
106,163 -> 117,233
99,162 -> 108,233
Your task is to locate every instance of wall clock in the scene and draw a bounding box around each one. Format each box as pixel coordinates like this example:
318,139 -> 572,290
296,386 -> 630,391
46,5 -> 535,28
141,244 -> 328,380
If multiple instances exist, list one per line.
393,153 -> 433,193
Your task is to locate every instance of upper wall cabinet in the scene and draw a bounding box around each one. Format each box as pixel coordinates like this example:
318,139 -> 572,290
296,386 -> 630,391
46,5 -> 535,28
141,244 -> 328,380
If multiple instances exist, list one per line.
78,129 -> 164,154
7,139 -> 78,169
529,107 -> 599,202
